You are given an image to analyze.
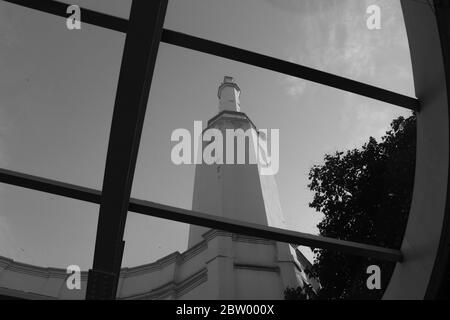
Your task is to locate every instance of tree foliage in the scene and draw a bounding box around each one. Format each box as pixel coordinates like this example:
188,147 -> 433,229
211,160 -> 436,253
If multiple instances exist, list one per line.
284,285 -> 314,300
308,115 -> 416,299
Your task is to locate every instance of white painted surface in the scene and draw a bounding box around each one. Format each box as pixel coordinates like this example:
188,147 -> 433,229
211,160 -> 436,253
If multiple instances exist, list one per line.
189,112 -> 286,247
0,232 -> 314,300
218,76 -> 241,112
187,78 -> 308,299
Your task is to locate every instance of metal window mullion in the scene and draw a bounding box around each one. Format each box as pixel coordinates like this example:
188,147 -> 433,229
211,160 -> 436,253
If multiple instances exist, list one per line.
86,0 -> 168,300
0,168 -> 403,263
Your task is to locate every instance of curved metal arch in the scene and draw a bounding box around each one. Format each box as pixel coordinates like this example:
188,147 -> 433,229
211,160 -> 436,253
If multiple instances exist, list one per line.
384,0 -> 450,299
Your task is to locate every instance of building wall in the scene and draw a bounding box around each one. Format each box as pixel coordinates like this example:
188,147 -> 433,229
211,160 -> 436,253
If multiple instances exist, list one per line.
0,230 -> 315,300
189,112 -> 285,247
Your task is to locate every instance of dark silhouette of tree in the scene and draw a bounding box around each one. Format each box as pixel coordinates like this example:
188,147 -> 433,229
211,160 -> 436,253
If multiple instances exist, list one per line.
284,284 -> 316,300
307,115 -> 416,299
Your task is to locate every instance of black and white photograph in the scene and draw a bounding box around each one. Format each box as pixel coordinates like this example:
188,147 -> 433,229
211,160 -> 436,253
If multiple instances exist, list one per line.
0,0 -> 449,311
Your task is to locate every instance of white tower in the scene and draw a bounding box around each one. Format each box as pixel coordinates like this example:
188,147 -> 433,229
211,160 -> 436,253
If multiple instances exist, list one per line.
189,76 -> 286,247
218,76 -> 241,112
186,77 -> 317,299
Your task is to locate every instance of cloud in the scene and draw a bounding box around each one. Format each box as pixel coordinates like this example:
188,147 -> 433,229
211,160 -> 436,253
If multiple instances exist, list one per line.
340,96 -> 409,149
274,0 -> 414,150
278,0 -> 411,98
285,76 -> 308,98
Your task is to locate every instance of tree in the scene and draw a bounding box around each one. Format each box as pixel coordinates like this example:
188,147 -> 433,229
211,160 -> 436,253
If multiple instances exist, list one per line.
307,115 -> 416,299
284,284 -> 316,300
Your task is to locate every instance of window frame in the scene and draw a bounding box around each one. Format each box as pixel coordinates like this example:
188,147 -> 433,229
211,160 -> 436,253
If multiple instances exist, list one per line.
2,0 -> 447,300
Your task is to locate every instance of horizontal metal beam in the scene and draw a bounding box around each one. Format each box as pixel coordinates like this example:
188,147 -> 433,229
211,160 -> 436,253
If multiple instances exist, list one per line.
0,168 -> 101,203
2,0 -> 128,32
2,0 -> 419,111
129,199 -> 403,262
0,168 -> 403,262
161,30 -> 420,111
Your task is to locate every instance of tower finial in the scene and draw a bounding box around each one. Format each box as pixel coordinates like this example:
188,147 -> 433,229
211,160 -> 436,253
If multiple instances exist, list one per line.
218,76 -> 241,112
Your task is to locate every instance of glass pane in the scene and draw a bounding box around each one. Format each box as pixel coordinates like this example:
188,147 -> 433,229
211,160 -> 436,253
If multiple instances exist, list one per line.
122,214 -> 188,268
165,0 -> 415,96
131,42 -> 414,299
0,0 -> 415,300
0,1 -> 124,189
133,42 -> 413,233
0,185 -> 98,300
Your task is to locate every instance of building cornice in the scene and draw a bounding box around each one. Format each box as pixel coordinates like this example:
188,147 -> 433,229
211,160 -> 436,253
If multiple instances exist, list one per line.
206,111 -> 259,132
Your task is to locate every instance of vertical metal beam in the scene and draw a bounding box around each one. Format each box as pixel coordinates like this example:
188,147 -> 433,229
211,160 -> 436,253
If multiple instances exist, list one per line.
86,0 -> 168,300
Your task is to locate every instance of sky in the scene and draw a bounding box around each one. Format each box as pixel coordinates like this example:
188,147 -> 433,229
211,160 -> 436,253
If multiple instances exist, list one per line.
0,0 -> 415,269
